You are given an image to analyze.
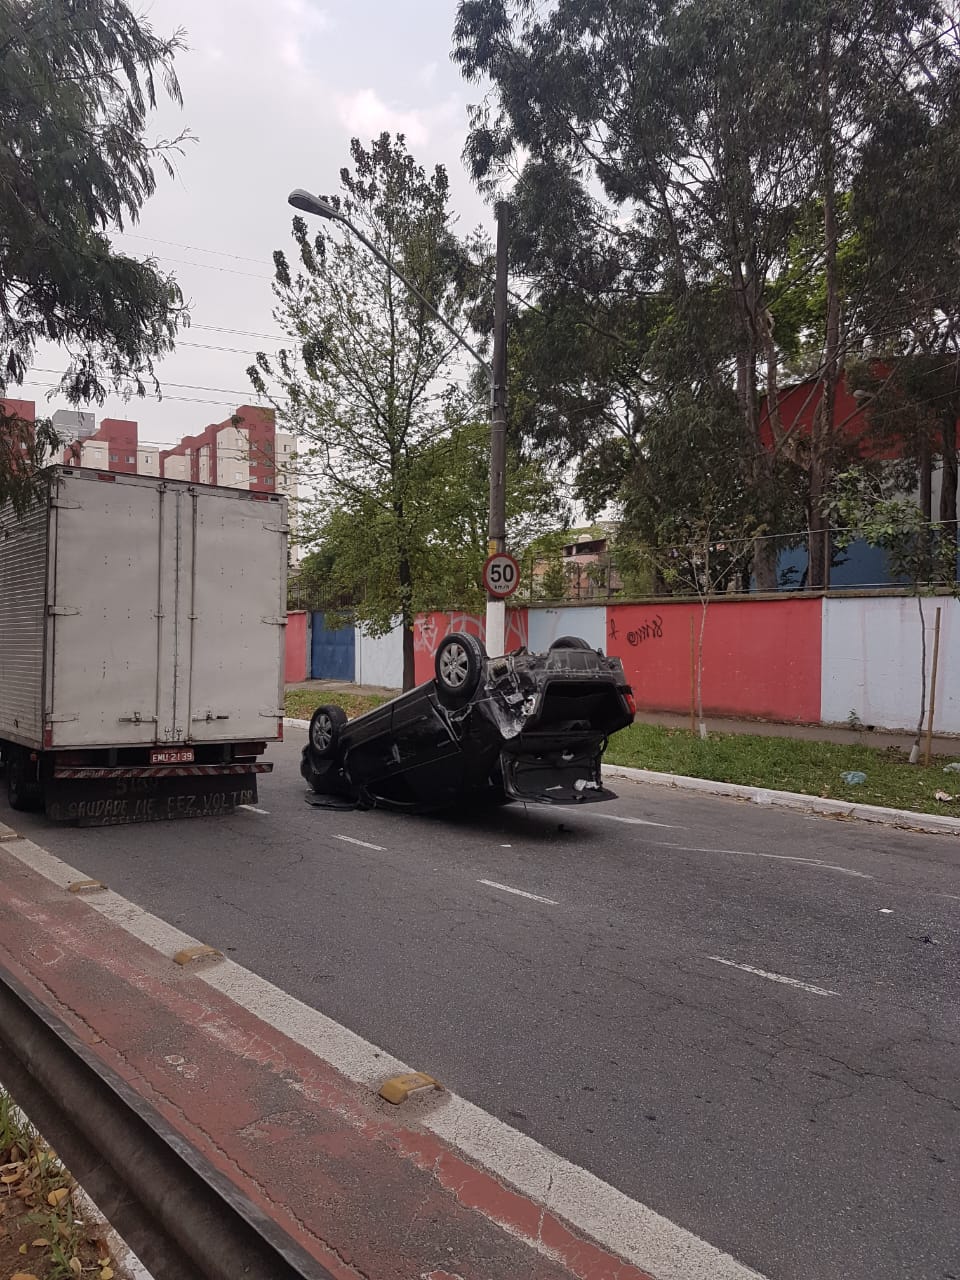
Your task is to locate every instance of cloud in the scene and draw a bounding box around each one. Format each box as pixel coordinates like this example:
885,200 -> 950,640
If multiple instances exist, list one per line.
336,88 -> 431,148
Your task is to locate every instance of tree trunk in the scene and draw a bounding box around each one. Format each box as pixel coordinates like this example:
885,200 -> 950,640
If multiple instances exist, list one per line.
919,432 -> 932,523
941,405 -> 958,574
696,597 -> 708,739
401,618 -> 415,692
398,553 -> 415,691
811,22 -> 840,592
909,594 -> 928,764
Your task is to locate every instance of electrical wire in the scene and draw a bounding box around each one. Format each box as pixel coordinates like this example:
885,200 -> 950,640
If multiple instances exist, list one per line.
115,232 -> 271,268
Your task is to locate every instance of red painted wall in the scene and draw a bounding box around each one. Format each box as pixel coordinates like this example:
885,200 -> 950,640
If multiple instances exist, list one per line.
413,610 -> 529,686
285,611 -> 308,684
760,368 -> 960,459
606,598 -> 823,723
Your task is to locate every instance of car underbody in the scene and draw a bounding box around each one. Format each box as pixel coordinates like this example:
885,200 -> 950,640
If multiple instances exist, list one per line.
300,636 -> 635,813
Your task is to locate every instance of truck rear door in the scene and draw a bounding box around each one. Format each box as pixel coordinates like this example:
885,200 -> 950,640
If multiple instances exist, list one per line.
184,488 -> 286,743
48,472 -> 176,747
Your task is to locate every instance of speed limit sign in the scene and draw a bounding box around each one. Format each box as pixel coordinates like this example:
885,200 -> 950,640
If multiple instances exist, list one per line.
482,551 -> 521,598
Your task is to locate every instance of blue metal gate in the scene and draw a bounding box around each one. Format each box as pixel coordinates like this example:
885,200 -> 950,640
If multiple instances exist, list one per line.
309,613 -> 356,681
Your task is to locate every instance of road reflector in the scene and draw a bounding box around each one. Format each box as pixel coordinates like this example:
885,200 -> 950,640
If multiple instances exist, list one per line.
173,944 -> 222,966
68,879 -> 106,894
378,1072 -> 442,1105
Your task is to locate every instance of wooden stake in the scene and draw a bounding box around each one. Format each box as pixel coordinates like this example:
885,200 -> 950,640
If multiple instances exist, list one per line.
924,605 -> 942,767
690,615 -> 696,734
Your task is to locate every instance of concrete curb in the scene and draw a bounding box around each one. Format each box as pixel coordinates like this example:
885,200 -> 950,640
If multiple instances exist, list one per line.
602,762 -> 960,837
284,718 -> 960,838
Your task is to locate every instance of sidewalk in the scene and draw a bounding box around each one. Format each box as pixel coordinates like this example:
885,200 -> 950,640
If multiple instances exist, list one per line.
286,680 -> 959,755
1,835 -> 737,1280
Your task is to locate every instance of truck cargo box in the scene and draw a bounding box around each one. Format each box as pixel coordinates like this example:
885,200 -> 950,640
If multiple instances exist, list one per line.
0,467 -> 288,821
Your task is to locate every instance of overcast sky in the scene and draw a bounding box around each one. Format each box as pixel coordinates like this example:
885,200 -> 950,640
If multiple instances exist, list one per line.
28,0 -> 490,444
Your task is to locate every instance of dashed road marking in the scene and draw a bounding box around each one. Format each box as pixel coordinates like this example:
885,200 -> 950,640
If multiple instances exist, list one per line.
238,804 -> 270,815
478,878 -> 558,906
707,955 -> 839,997
647,841 -> 873,878
334,834 -> 386,852
596,814 -> 679,828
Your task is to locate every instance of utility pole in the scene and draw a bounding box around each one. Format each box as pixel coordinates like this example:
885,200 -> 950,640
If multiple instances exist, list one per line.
486,201 -> 509,658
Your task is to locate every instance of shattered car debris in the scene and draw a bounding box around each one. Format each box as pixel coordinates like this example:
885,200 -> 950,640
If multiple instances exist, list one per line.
300,634 -> 636,811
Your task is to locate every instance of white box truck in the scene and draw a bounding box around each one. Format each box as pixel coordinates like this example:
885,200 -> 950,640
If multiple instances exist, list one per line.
0,466 -> 288,823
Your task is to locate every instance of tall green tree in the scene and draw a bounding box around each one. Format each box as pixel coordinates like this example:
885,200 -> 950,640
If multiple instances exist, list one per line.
251,134 -> 552,689
301,417 -> 561,632
453,0 -> 960,588
0,0 -> 189,511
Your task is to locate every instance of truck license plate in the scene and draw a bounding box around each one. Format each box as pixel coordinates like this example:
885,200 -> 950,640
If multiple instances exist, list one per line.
151,748 -> 195,765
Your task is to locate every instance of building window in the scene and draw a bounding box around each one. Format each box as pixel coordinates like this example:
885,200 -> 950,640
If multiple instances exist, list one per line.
109,453 -> 118,463
126,455 -> 135,464
234,472 -> 242,482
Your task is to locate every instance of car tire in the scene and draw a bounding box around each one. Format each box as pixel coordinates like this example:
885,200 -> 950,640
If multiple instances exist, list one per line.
6,748 -> 42,812
435,633 -> 486,704
549,635 -> 594,651
308,705 -> 348,759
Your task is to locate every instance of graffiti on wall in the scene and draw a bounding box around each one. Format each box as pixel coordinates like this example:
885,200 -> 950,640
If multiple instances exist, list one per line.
610,613 -> 664,646
413,610 -> 529,684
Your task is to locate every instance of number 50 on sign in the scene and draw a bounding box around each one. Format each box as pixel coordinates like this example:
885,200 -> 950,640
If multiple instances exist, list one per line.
482,552 -> 520,598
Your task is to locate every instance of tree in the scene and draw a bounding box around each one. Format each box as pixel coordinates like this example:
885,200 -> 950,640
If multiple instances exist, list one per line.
302,416 -> 560,630
453,0 -> 960,589
614,390 -> 764,736
828,467 -> 960,762
0,0 -> 189,510
250,134 -> 559,688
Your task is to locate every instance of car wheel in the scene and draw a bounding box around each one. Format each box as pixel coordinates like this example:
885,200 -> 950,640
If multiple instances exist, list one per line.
6,749 -> 42,812
549,635 -> 594,651
435,633 -> 486,704
308,705 -> 348,759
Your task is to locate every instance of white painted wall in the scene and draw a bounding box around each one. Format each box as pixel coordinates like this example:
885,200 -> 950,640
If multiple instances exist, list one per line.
821,596 -> 960,733
355,622 -> 403,689
527,606 -> 607,654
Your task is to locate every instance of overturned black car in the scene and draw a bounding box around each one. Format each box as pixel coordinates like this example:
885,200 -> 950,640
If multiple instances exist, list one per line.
300,634 -> 636,812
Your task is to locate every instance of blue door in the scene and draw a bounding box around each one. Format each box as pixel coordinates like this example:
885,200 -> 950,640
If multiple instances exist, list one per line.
310,612 -> 356,681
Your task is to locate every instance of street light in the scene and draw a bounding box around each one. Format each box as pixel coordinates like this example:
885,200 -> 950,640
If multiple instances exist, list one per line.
287,188 -> 509,657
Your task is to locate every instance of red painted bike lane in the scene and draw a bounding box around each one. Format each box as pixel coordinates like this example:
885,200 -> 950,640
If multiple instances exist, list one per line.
0,844 -> 654,1280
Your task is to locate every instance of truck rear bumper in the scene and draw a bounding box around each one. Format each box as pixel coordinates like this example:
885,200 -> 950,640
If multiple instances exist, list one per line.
52,763 -> 273,780
44,768 -> 269,825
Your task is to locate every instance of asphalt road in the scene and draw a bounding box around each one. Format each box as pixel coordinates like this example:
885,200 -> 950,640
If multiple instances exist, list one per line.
4,739 -> 958,1280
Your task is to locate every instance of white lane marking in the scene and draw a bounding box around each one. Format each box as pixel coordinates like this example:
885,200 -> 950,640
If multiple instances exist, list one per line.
596,814 -> 678,828
333,834 -> 385,852
646,841 -> 873,879
707,956 -> 839,998
238,805 -> 270,815
0,836 -> 767,1280
879,908 -> 894,914
478,878 -> 559,906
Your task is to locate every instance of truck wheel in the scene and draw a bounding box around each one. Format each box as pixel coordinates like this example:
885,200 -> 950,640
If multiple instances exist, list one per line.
549,636 -> 594,651
435,633 -> 486,705
6,749 -> 42,812
308,706 -> 348,759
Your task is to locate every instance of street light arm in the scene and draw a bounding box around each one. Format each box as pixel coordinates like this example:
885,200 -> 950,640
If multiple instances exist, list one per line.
288,189 -> 492,384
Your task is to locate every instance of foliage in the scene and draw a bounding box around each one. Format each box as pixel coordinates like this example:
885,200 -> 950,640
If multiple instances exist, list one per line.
251,135 -> 562,685
604,722 -> 960,817
453,0 -> 960,587
250,134 -> 474,688
0,0 -> 189,511
0,1089 -> 118,1278
0,2 -> 188,398
828,466 -> 960,758
294,416 -> 560,627
828,468 -> 958,590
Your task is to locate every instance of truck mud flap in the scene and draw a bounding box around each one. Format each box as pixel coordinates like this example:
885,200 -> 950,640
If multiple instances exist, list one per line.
44,773 -> 260,825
